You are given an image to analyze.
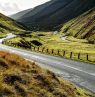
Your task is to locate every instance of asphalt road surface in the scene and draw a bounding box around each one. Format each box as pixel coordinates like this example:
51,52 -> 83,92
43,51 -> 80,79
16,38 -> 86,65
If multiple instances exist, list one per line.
0,44 -> 95,93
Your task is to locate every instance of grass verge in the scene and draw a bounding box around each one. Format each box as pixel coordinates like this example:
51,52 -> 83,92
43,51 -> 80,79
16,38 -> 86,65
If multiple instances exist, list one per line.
0,51 -> 94,97
3,32 -> 95,64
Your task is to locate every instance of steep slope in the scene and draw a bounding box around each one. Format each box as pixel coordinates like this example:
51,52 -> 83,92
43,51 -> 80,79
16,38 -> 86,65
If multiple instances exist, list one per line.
0,51 -> 94,97
0,13 -> 27,34
10,8 -> 32,20
10,0 -> 95,31
60,7 -> 95,44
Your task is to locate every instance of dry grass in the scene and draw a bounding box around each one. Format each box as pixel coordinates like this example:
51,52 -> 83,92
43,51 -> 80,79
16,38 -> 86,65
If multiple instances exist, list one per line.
0,51 -> 94,97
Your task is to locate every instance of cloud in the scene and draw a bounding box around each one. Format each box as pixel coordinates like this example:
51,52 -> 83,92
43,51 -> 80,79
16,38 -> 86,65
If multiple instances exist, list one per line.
0,2 -> 21,15
0,0 -> 50,15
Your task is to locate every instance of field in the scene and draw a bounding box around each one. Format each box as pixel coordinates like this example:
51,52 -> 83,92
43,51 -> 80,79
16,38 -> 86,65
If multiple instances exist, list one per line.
0,33 -> 7,38
3,32 -> 95,64
0,51 -> 94,97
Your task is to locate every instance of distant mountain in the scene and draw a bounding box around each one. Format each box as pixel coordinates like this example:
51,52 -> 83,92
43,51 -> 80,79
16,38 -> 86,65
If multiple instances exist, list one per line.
0,13 -> 27,33
60,7 -> 95,44
10,8 -> 32,20
10,0 -> 95,31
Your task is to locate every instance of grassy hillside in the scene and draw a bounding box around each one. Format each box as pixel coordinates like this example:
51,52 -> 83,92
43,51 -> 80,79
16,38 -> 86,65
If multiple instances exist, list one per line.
0,51 -> 94,97
4,32 -> 95,64
0,13 -> 27,37
60,7 -> 95,44
10,0 -> 95,31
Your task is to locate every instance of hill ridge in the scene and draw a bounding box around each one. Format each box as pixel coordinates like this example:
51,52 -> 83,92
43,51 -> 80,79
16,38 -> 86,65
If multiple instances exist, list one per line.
10,0 -> 95,31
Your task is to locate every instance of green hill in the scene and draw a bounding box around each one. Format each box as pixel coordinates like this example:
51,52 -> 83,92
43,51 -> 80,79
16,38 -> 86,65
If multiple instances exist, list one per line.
0,13 -> 27,37
60,7 -> 95,44
10,0 -> 95,31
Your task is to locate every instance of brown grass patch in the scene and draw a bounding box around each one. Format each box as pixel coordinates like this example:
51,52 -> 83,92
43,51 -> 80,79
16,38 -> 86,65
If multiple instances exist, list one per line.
0,51 -> 94,97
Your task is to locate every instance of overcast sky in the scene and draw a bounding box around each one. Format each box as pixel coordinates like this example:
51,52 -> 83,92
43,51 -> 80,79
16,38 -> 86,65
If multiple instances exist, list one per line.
0,0 -> 50,15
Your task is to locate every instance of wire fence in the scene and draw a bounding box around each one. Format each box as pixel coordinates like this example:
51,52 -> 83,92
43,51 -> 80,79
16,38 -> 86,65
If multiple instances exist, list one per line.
3,41 -> 95,63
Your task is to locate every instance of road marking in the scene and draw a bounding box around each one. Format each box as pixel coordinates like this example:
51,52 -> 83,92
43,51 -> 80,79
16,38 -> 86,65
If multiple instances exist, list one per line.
0,44 -> 95,78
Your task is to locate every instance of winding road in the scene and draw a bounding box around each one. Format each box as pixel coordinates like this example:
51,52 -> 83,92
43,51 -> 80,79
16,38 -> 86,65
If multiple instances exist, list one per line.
0,44 -> 95,93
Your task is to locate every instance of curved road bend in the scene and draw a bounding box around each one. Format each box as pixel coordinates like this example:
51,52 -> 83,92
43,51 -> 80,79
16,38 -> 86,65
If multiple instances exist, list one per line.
0,44 -> 95,93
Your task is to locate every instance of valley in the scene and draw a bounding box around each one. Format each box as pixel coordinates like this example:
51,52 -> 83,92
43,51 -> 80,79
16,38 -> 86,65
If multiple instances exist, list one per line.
0,0 -> 95,96
0,13 -> 28,38
11,0 -> 95,31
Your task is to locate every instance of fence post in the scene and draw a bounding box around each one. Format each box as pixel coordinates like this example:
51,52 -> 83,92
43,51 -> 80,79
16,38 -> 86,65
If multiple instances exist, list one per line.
78,53 -> 80,59
31,47 -> 33,51
58,50 -> 60,55
46,48 -> 48,53
15,44 -> 17,47
63,51 -> 65,57
87,54 -> 89,61
70,52 -> 73,59
34,47 -> 35,51
31,46 -> 32,50
38,47 -> 39,51
42,47 -> 45,52
52,49 -> 54,54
